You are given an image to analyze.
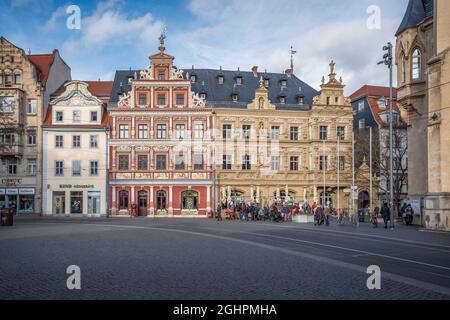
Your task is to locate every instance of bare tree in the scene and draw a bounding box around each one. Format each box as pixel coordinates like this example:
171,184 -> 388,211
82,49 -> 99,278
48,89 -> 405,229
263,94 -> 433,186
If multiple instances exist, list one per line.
354,124 -> 408,214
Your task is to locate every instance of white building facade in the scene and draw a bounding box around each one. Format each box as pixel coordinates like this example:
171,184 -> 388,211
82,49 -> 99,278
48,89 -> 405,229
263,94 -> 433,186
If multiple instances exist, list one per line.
42,81 -> 109,216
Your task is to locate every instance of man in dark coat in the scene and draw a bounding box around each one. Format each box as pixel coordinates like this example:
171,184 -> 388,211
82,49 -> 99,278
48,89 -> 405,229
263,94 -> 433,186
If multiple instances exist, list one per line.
380,203 -> 390,229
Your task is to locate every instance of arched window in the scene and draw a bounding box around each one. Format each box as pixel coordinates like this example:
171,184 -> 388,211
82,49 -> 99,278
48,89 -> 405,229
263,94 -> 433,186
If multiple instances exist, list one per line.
119,190 -> 129,209
320,192 -> 332,207
156,190 -> 166,210
412,49 -> 421,80
181,190 -> 199,210
401,52 -> 406,83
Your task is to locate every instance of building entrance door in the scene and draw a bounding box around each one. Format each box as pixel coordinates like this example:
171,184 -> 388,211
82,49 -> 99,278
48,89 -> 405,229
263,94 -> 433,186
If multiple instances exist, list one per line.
53,192 -> 65,215
138,191 -> 148,216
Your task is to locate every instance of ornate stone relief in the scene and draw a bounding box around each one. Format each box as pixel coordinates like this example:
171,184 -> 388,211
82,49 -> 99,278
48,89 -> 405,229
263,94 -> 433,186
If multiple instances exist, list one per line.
189,91 -> 205,109
140,65 -> 154,80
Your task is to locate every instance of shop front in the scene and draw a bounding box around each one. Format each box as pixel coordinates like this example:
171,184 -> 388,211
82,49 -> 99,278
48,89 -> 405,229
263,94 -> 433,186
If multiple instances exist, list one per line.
0,187 -> 35,214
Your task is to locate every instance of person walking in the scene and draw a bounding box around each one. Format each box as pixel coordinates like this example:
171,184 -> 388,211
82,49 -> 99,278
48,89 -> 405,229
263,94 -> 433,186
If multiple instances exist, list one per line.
380,203 -> 390,229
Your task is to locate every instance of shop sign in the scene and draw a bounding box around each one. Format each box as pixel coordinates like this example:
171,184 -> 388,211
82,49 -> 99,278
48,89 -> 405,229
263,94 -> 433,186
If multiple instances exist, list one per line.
59,184 -> 95,189
6,189 -> 18,195
0,189 -> 5,195
1,178 -> 22,186
19,188 -> 35,195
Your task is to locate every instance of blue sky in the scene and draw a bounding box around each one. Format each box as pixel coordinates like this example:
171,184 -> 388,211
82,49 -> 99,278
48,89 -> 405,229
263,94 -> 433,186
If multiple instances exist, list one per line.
0,0 -> 409,93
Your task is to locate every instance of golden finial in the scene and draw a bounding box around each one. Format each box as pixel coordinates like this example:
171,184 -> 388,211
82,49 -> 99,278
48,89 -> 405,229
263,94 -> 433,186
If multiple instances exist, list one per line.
259,76 -> 265,88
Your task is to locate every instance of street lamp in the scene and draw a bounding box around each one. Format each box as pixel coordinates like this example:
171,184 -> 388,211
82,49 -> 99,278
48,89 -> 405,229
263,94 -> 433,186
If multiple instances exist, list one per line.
378,42 -> 395,229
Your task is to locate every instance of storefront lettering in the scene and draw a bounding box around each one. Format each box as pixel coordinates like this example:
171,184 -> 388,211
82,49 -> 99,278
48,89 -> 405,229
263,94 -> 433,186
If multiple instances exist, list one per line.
1,178 -> 22,186
59,184 -> 95,189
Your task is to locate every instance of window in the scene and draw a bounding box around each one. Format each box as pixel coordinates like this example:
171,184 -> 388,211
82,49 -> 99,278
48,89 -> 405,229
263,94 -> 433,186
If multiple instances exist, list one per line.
264,79 -> 270,87
56,111 -> 63,122
359,119 -> 366,129
72,160 -> 81,176
118,155 -> 129,170
338,156 -> 345,171
271,156 -> 280,171
90,135 -> 98,148
0,96 -> 14,112
194,123 -> 204,139
157,94 -> 166,106
290,127 -> 299,141
138,124 -> 148,139
327,97 -> 331,105
0,133 -> 15,145
319,156 -> 328,171
298,97 -> 304,104
7,158 -> 17,175
242,125 -> 251,139
236,77 -> 242,85
156,190 -> 166,210
158,71 -> 165,80
119,190 -> 129,210
156,155 -> 167,170
4,74 -> 12,85
176,94 -> 185,106
72,135 -> 81,148
175,152 -> 185,170
28,159 -> 36,176
242,155 -> 251,170
73,110 -> 81,122
222,155 -> 232,170
232,94 -> 239,102
90,161 -> 99,176
55,135 -> 64,148
14,74 -> 21,84
182,190 -> 199,210
138,94 -> 147,106
70,191 -> 83,214
27,133 -> 36,145
223,124 -> 232,139
401,53 -> 406,83
279,97 -> 286,104
119,124 -> 129,139
137,155 -> 148,171
157,124 -> 167,139
320,126 -> 328,140
217,75 -> 224,84
412,49 -> 421,80
190,75 -> 197,83
337,126 -> 345,141
290,156 -> 299,171
358,101 -> 364,112
175,124 -> 186,140
199,93 -> 207,100
194,154 -> 203,170
90,111 -> 98,122
281,80 -> 287,88
55,161 -> 64,176
27,99 -> 36,114
271,126 -> 280,140
378,98 -> 387,109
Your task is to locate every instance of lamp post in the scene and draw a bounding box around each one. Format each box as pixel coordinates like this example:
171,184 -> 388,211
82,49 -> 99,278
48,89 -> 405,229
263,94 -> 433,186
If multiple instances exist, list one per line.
378,42 -> 395,229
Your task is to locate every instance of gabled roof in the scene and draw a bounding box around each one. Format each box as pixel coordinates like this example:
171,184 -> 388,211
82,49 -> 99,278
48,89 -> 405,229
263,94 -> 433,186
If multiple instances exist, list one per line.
350,85 -> 397,102
27,52 -> 56,85
367,97 -> 400,127
109,68 -> 319,111
396,0 -> 434,36
52,80 -> 113,103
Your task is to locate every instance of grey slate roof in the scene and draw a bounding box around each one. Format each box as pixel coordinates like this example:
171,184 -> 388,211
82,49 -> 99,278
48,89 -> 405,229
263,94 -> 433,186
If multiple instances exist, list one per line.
396,0 -> 434,36
109,68 -> 319,112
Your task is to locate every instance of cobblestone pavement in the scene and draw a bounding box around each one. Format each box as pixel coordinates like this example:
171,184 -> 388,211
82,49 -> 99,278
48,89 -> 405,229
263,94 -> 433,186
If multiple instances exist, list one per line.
0,216 -> 449,300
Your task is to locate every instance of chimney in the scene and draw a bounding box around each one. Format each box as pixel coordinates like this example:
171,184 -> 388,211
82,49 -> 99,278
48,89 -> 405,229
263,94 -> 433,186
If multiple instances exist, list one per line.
285,69 -> 293,77
251,66 -> 258,77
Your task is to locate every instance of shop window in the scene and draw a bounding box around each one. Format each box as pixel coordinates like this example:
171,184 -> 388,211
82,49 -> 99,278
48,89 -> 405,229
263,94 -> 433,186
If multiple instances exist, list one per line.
70,191 -> 83,214
119,190 -> 129,210
181,190 -> 199,210
88,191 -> 101,214
156,190 -> 166,210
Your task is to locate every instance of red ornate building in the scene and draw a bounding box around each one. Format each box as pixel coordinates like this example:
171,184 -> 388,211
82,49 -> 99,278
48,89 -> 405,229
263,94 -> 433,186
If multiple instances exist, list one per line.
108,37 -> 213,217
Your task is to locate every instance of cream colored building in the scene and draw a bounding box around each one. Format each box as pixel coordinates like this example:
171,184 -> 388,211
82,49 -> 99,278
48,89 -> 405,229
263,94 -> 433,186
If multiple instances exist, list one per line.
42,81 -> 109,216
202,63 -> 353,208
396,0 -> 450,229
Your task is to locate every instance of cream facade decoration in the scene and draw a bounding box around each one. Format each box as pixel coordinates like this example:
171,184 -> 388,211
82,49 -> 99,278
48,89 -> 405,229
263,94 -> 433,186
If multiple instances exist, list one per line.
0,37 -> 71,214
213,61 -> 354,209
42,81 -> 108,216
396,0 -> 450,230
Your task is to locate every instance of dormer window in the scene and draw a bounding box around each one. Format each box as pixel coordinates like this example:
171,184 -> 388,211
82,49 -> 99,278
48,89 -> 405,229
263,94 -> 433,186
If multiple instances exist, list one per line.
200,93 -> 207,100
190,75 -> 197,83
281,80 -> 287,88
378,98 -> 387,109
235,77 -> 242,85
264,79 -> 270,87
232,94 -> 239,102
297,97 -> 304,104
279,97 -> 286,104
217,75 -> 224,85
